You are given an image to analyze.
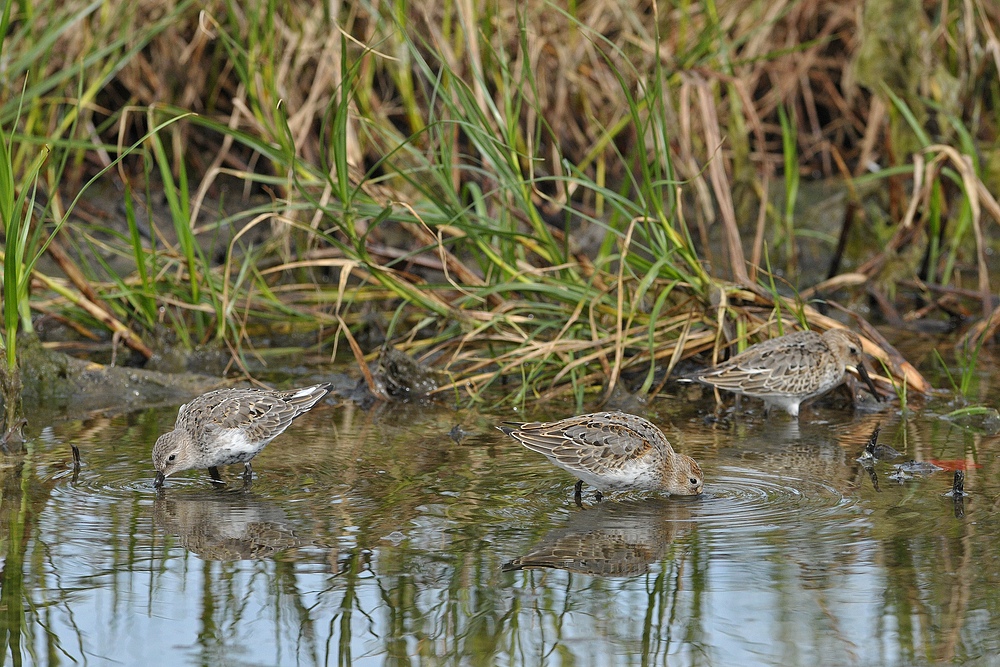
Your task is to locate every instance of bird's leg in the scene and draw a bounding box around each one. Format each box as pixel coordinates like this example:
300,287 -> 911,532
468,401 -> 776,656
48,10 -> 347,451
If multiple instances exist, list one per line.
243,462 -> 253,483
574,480 -> 583,507
208,466 -> 223,484
594,490 -> 604,502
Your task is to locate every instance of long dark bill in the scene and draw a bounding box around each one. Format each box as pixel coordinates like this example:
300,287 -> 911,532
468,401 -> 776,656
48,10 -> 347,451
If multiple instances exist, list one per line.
856,363 -> 881,401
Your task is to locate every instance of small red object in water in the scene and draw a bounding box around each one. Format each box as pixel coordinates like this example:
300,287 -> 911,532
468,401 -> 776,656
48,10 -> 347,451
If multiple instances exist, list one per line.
927,459 -> 982,471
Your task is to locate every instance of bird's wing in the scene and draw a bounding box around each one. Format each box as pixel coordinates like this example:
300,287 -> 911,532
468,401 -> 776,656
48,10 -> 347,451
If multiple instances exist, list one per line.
505,412 -> 663,472
698,339 -> 826,396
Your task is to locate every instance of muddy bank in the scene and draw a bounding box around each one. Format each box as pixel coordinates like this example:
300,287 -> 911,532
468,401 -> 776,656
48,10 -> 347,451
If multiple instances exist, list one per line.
5,337 -> 224,420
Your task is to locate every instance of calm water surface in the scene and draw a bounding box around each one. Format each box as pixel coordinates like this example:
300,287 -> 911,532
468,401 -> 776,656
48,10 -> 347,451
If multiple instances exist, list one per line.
3,376 -> 999,666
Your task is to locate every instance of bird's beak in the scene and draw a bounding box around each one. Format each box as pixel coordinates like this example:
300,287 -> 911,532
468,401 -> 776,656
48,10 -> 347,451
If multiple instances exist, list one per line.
154,472 -> 166,488
851,363 -> 881,401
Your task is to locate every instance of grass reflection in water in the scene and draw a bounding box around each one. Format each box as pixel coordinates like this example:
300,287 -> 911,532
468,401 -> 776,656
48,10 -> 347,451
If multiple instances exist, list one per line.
1,400 -> 998,666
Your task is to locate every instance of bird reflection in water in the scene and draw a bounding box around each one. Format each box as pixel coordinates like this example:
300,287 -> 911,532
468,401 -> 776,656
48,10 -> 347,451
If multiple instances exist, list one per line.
153,490 -> 303,561
502,498 -> 694,577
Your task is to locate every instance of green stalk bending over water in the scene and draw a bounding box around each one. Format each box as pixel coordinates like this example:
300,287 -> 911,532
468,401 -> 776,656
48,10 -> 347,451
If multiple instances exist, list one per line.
0,121 -> 49,437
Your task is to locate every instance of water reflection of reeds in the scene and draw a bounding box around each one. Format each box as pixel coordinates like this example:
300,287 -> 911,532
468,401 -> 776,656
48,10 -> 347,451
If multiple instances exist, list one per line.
152,490 -> 304,561
503,498 -> 694,576
3,403 -> 1000,664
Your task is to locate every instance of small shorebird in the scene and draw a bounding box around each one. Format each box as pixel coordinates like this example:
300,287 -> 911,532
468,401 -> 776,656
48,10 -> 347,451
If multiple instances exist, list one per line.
152,383 -> 331,487
498,411 -> 703,499
687,328 -> 878,417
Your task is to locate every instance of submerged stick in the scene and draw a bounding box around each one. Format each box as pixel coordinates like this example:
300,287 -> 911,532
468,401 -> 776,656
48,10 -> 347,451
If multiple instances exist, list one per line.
952,470 -> 967,518
71,443 -> 81,483
952,470 -> 966,497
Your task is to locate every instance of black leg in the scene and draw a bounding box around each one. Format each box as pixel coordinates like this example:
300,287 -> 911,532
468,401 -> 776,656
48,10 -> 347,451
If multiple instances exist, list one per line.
208,466 -> 223,483
243,462 -> 253,483
594,490 -> 603,502
574,480 -> 583,507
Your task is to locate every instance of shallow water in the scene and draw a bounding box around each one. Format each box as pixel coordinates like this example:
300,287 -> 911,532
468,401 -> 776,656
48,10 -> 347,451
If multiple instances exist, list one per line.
3,381 -> 1000,666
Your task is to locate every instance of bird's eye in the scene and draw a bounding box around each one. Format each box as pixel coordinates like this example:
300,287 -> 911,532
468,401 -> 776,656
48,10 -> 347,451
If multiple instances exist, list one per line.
167,454 -> 176,462
690,477 -> 698,485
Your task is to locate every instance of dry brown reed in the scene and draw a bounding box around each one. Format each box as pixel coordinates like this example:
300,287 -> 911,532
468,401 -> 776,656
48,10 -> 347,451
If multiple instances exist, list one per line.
4,0 -> 999,403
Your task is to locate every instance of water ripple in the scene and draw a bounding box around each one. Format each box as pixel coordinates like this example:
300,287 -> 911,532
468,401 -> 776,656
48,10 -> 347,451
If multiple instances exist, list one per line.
50,464 -> 206,500
690,465 -> 865,551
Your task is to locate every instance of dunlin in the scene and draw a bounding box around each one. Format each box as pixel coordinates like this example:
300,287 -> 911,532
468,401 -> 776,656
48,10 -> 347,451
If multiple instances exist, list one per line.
152,383 -> 331,487
498,411 -> 703,498
687,328 -> 878,417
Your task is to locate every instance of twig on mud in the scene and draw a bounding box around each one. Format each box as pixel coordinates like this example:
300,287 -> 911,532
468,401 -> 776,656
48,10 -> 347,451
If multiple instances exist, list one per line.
31,271 -> 153,359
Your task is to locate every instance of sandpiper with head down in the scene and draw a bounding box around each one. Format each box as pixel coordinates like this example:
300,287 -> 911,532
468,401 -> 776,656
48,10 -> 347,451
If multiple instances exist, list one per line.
152,383 -> 331,487
498,411 -> 704,499
688,328 -> 878,417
